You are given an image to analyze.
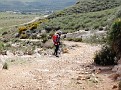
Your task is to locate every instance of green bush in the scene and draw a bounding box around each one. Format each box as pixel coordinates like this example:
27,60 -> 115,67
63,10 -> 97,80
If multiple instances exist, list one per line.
94,45 -> 116,66
108,18 -> 121,44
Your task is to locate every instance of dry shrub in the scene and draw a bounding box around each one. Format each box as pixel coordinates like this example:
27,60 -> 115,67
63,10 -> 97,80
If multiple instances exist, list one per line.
29,23 -> 38,30
20,33 -> 28,39
3,62 -> 8,70
18,26 -> 27,34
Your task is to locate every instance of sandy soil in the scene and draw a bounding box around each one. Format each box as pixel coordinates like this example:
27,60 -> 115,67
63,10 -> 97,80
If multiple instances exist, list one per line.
0,41 -> 118,90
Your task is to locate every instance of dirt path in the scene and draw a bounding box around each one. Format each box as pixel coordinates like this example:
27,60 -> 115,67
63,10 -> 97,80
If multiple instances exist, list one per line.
0,41 -> 118,90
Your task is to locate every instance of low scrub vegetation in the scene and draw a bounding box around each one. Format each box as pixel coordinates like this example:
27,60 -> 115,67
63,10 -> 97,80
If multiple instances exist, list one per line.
48,0 -> 121,18
94,45 -> 116,66
17,19 -> 48,39
42,7 -> 117,33
94,18 -> 121,66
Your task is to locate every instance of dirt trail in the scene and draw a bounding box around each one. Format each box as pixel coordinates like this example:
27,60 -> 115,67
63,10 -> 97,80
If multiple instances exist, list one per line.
0,41 -> 118,90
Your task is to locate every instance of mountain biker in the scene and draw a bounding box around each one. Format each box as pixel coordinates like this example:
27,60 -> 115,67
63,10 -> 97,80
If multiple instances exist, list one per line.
52,30 -> 62,57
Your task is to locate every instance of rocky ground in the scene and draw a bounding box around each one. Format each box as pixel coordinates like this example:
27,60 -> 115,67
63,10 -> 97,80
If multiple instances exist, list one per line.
0,41 -> 119,90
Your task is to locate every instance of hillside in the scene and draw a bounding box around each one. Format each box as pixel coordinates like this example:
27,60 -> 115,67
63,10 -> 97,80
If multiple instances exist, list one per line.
42,0 -> 121,32
48,0 -> 121,18
0,0 -> 77,12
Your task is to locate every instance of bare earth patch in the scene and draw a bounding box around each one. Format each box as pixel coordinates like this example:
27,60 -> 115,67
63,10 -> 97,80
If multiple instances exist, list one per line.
0,41 -> 118,90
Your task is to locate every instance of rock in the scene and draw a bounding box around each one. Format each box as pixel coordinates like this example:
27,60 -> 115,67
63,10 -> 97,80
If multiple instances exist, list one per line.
41,30 -> 46,34
7,51 -> 14,56
2,32 -> 8,35
62,48 -> 69,53
109,74 -> 120,80
16,51 -> 24,56
14,33 -> 20,38
77,75 -> 89,81
0,50 -> 7,55
86,76 -> 91,79
11,59 -> 15,62
99,27 -> 103,31
77,76 -> 82,80
23,49 -> 34,55
112,65 -> 121,75
26,51 -> 34,55
0,63 -> 3,70
117,77 -> 121,81
92,78 -> 98,83
44,53 -> 47,55
112,65 -> 119,72
91,73 -> 96,77
89,73 -> 99,83
112,85 -> 118,89
85,72 -> 89,74
71,44 -> 79,47
36,88 -> 39,90
95,68 -> 102,74
76,81 -> 82,84
12,86 -> 17,88
43,40 -> 53,49
95,85 -> 99,88
118,59 -> 121,64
